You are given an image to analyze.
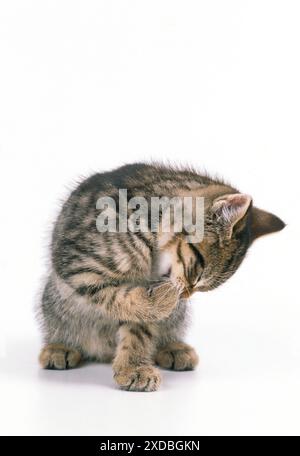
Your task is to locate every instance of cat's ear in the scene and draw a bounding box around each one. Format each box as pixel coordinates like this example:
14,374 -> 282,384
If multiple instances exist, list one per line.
211,193 -> 252,240
250,207 -> 286,242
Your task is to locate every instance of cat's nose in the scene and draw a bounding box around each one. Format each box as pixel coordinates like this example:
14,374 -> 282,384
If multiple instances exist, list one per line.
181,289 -> 191,298
181,286 -> 198,298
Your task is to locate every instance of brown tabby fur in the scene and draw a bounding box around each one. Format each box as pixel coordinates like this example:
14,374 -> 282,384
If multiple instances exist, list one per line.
38,163 -> 285,391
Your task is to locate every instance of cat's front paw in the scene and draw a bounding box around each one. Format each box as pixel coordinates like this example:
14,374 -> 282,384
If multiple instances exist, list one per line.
155,342 -> 199,371
147,280 -> 180,320
113,365 -> 161,392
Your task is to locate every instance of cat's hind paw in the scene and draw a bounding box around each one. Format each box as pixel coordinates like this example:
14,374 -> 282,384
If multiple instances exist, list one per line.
155,342 -> 199,371
39,344 -> 81,370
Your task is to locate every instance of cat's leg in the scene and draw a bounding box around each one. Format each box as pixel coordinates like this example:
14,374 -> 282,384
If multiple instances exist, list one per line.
154,300 -> 199,371
38,274 -> 178,373
38,276 -> 83,370
155,341 -> 199,371
39,343 -> 82,370
76,278 -> 181,323
113,323 -> 161,392
54,269 -> 181,324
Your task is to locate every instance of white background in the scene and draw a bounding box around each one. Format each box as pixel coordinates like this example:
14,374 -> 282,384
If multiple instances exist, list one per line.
0,0 -> 299,436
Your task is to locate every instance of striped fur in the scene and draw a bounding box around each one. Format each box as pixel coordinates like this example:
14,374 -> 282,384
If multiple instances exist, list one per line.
38,163 -> 285,391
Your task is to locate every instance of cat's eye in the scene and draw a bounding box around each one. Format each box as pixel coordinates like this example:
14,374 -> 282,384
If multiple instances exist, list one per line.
187,245 -> 205,287
192,271 -> 203,287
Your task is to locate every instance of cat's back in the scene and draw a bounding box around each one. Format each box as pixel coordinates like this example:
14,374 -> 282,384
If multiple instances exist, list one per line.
51,162 -> 228,248
71,162 -> 217,198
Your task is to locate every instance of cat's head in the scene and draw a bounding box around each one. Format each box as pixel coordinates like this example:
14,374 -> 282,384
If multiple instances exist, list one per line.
159,193 -> 285,296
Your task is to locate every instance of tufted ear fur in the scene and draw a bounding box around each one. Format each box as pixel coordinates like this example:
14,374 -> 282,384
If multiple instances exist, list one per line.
250,207 -> 286,242
211,193 -> 252,240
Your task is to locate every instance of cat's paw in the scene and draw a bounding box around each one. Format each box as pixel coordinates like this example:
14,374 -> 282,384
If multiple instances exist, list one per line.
147,280 -> 180,320
39,344 -> 81,370
155,342 -> 199,371
113,365 -> 161,392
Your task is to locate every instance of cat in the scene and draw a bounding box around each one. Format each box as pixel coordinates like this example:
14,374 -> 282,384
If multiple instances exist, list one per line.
38,163 -> 285,391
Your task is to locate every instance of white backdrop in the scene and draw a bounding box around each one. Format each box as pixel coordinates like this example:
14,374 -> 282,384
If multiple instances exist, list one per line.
0,0 -> 299,436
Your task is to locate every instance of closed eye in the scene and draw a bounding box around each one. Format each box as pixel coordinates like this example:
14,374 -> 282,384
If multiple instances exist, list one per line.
192,270 -> 203,287
187,244 -> 205,286
189,244 -> 205,269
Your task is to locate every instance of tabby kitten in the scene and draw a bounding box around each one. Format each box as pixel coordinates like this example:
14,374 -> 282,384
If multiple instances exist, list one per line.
38,163 -> 285,391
